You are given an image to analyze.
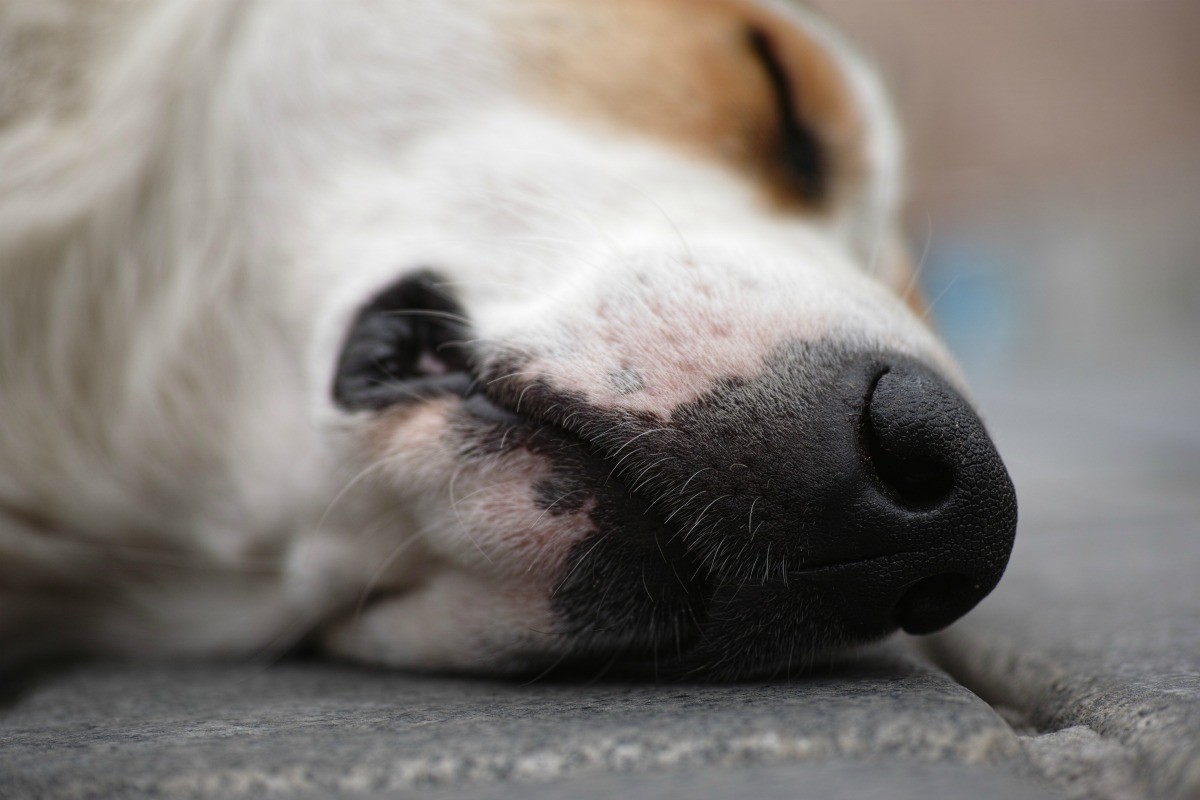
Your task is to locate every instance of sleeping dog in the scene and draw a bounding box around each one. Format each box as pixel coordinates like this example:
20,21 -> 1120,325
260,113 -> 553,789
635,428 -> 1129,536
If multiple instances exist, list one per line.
0,0 -> 1016,679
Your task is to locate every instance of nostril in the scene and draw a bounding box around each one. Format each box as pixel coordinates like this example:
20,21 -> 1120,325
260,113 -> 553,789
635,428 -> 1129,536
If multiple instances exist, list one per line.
894,572 -> 979,635
861,371 -> 954,510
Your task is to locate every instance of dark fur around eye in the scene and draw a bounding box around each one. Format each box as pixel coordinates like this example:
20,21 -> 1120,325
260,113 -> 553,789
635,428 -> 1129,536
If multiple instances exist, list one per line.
332,270 -> 474,411
747,27 -> 827,204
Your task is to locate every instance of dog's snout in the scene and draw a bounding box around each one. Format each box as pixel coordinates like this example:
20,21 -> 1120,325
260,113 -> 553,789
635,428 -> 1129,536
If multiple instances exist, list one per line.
536,346 -> 1018,677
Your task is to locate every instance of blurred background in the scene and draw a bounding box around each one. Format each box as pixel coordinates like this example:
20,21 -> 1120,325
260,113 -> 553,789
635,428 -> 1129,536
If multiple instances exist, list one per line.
811,0 -> 1200,525
813,0 -> 1200,385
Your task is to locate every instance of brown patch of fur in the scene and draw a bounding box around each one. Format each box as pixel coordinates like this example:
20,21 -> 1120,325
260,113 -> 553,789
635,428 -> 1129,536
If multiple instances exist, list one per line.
499,0 -> 864,210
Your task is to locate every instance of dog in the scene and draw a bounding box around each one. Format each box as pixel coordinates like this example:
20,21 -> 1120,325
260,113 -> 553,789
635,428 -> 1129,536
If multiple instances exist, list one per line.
0,0 -> 1016,680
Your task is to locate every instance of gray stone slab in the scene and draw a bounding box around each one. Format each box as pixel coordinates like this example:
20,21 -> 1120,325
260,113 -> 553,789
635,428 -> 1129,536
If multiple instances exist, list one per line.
923,367 -> 1200,800
0,645 -> 1039,799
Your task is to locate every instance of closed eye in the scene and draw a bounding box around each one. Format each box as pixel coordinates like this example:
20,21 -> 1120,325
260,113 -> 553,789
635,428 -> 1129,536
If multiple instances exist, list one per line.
747,26 -> 827,205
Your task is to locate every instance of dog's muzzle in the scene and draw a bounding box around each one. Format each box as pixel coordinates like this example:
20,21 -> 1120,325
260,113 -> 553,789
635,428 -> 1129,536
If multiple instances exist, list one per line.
482,344 -> 1017,678
333,277 -> 1016,679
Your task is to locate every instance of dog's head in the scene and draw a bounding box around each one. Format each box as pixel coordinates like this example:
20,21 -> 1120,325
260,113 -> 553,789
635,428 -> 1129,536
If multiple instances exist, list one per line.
290,0 -> 1016,679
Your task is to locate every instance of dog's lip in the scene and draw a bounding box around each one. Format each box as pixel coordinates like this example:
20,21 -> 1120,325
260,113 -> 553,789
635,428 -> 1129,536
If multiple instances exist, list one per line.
464,369 -> 659,492
473,362 -> 609,441
458,384 -> 528,426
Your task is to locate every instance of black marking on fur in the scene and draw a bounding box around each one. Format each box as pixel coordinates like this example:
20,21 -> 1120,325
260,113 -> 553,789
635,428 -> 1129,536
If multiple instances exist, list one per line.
607,367 -> 645,396
748,27 -> 827,204
332,270 -> 473,411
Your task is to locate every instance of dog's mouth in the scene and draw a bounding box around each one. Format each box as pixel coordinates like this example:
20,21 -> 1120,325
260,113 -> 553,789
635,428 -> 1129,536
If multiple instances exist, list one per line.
332,271 -> 1018,681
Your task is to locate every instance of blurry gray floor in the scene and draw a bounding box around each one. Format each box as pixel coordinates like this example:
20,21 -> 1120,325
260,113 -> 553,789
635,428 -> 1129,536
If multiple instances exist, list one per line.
2,363 -> 1198,800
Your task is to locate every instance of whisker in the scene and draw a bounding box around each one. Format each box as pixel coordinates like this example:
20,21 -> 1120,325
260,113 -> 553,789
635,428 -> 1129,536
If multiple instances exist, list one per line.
902,211 -> 934,305
920,271 -> 963,323
378,308 -> 473,326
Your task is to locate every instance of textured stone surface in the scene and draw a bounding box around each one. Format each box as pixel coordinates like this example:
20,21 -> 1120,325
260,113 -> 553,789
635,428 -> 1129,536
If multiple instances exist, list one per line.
0,646 -> 1035,799
1017,726 -> 1144,800
924,366 -> 1200,800
429,761 -> 1063,800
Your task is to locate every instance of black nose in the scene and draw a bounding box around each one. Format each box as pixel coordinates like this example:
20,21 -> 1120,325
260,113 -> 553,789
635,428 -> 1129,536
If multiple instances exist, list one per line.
851,363 -> 1018,634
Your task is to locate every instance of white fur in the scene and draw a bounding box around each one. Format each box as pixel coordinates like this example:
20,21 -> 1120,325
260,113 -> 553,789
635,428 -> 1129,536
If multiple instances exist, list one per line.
0,0 -> 956,672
